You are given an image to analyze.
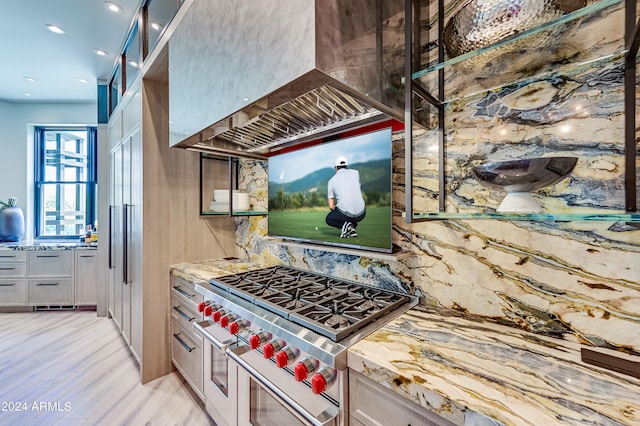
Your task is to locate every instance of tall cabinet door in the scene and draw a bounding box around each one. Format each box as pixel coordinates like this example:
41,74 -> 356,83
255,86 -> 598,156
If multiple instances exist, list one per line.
121,133 -> 134,349
128,128 -> 143,360
108,144 -> 123,329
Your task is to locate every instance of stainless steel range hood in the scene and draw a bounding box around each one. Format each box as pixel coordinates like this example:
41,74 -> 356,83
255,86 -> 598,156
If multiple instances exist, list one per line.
169,0 -> 405,158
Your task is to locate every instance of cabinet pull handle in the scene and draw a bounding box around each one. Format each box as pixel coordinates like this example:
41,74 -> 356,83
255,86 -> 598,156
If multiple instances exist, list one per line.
108,205 -> 113,269
36,255 -> 59,258
0,267 -> 15,271
173,333 -> 194,353
0,283 -> 16,287
80,255 -> 95,258
36,282 -> 59,286
173,306 -> 195,322
172,286 -> 195,299
0,255 -> 16,258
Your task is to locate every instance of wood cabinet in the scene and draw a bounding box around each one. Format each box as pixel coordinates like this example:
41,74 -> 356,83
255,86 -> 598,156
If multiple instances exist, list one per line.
27,251 -> 73,306
349,370 -> 454,426
0,251 -> 27,305
105,43 -> 238,384
75,250 -> 98,306
170,273 -> 204,398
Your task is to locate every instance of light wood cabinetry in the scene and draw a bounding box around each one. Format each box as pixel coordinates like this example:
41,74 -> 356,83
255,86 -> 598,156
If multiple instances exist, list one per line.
106,43 -> 237,384
170,273 -> 204,398
27,251 -> 73,306
349,370 -> 454,426
0,251 -> 27,305
75,250 -> 98,306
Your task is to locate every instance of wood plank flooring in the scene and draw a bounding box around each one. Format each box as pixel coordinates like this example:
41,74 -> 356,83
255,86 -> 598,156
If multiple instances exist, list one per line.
0,310 -> 214,425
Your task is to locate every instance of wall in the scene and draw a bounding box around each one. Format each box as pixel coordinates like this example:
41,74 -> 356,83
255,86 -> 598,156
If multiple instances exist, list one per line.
0,100 -> 97,240
231,0 -> 640,358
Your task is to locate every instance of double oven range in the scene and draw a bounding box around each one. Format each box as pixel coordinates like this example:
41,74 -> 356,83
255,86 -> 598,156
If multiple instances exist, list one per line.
192,265 -> 418,426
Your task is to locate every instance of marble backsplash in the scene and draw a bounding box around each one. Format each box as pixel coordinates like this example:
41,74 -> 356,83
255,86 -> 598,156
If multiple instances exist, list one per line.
230,1 -> 639,357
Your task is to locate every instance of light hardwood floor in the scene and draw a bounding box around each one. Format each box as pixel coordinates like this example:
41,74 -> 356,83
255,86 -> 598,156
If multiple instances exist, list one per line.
0,310 -> 214,425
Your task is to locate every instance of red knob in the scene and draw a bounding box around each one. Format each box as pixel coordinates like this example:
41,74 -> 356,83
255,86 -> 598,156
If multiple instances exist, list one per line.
275,351 -> 288,368
249,334 -> 261,349
204,305 -> 213,316
212,309 -> 226,322
197,302 -> 207,313
263,343 -> 275,359
311,373 -> 327,395
229,319 -> 250,335
294,363 -> 309,381
220,315 -> 230,327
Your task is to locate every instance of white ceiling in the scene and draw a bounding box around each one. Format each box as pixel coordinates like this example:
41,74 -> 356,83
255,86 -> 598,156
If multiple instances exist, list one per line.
0,0 -> 142,104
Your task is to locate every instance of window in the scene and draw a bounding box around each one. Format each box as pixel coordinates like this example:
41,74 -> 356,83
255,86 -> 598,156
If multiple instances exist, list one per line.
34,127 -> 98,239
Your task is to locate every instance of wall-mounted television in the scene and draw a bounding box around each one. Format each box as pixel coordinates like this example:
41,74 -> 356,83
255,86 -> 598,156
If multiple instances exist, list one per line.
268,127 -> 393,253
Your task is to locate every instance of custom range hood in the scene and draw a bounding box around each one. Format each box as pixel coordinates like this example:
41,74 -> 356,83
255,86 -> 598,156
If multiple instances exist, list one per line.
169,0 -> 405,158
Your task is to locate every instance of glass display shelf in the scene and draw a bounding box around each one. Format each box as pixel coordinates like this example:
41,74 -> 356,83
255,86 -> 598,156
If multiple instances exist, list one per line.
411,0 -> 624,103
201,210 -> 267,217
408,212 -> 640,223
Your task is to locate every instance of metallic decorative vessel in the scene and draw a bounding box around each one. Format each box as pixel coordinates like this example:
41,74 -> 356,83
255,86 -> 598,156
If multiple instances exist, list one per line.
443,0 -> 586,58
471,156 -> 578,212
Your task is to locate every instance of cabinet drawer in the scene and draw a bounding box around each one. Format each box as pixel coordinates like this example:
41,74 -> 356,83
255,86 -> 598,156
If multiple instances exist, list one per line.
349,370 -> 454,426
171,295 -> 202,338
28,279 -> 73,305
0,251 -> 26,263
170,274 -> 203,308
0,279 -> 27,305
0,263 -> 27,278
172,320 -> 204,395
28,251 -> 73,277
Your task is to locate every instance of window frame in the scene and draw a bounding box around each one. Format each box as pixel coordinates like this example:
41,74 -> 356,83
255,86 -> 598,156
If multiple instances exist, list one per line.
34,126 -> 98,240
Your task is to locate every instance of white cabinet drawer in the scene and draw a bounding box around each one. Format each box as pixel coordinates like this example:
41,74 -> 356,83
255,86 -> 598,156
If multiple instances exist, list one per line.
172,320 -> 204,395
0,251 -> 26,263
0,279 -> 27,305
170,275 -> 203,308
28,251 -> 73,277
171,295 -> 202,339
28,279 -> 73,305
0,263 -> 27,278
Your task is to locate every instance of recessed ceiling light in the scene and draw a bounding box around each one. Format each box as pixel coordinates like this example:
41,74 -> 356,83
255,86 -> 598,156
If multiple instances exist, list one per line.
45,24 -> 65,35
103,1 -> 122,13
127,60 -> 139,68
76,78 -> 89,84
93,49 -> 108,56
24,93 -> 32,97
24,77 -> 37,82
150,21 -> 163,31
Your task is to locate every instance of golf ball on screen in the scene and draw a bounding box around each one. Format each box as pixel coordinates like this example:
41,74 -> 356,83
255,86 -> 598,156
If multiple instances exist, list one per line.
315,227 -> 318,230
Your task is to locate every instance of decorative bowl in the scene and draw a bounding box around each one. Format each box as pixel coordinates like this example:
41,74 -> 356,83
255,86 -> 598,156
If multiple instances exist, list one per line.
471,156 -> 578,212
443,0 -> 586,58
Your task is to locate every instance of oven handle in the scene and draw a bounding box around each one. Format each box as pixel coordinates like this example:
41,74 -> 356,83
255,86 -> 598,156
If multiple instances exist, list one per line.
227,345 -> 338,426
192,320 -> 236,352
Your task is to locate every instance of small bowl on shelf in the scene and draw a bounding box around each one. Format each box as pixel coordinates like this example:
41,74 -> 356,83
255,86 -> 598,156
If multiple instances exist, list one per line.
471,156 -> 578,213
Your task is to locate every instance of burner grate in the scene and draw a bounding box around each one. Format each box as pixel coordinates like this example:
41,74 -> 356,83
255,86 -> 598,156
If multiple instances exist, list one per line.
210,265 -> 410,341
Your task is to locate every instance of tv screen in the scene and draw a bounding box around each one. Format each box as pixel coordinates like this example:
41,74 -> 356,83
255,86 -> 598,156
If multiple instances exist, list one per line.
268,127 -> 393,253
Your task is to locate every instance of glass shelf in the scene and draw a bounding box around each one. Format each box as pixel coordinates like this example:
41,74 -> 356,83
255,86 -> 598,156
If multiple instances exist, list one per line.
201,210 -> 267,217
404,0 -> 637,224
412,0 -> 624,103
409,212 -> 640,223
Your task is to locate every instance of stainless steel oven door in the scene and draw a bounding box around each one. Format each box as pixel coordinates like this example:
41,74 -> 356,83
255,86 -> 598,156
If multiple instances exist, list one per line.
228,345 -> 339,426
193,320 -> 238,426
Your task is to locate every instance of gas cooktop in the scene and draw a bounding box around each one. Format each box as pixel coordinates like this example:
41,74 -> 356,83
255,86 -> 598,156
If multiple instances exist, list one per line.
210,265 -> 412,342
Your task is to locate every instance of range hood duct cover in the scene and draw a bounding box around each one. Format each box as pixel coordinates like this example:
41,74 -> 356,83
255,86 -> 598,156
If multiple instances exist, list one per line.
169,0 -> 406,157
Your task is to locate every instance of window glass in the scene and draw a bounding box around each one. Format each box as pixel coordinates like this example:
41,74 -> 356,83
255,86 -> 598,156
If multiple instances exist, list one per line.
110,63 -> 121,113
147,0 -> 179,54
125,24 -> 141,89
35,127 -> 97,239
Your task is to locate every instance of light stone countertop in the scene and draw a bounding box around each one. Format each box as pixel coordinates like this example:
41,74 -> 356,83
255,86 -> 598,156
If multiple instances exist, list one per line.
348,306 -> 640,426
169,259 -> 640,426
0,241 -> 96,250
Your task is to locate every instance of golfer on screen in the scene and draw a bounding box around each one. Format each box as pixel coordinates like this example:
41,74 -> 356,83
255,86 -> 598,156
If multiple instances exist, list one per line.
326,156 -> 366,238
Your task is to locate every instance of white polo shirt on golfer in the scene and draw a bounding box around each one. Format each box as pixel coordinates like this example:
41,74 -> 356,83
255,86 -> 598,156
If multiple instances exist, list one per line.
328,169 -> 365,217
